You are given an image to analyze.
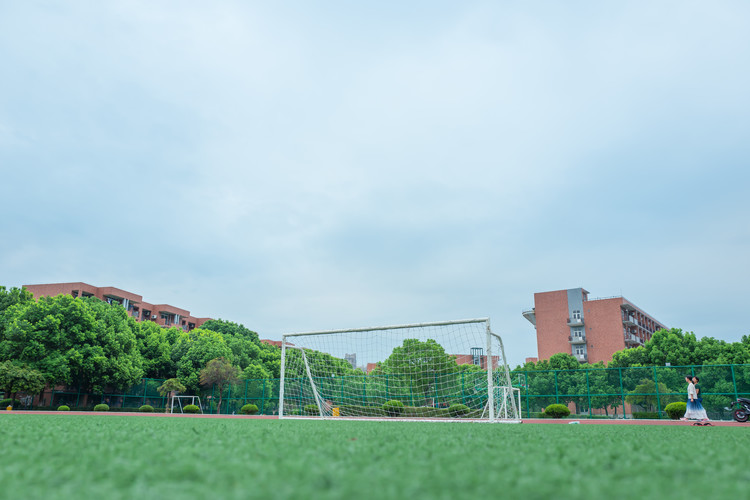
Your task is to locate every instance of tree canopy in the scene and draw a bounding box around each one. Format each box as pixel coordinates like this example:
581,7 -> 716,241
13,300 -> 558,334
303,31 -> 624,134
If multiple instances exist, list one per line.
0,291 -> 286,395
0,294 -> 143,393
200,357 -> 240,413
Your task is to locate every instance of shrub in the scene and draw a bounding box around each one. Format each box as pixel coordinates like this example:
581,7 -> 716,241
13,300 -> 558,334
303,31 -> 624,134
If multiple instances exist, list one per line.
449,404 -> 471,418
304,404 -> 319,416
402,406 -> 449,418
183,404 -> 200,414
382,400 -> 405,417
664,402 -> 686,420
1,398 -> 22,409
544,404 -> 571,418
338,405 -> 386,417
632,411 -> 660,419
139,405 -> 154,413
57,405 -> 70,411
93,404 -> 110,412
241,404 -> 259,415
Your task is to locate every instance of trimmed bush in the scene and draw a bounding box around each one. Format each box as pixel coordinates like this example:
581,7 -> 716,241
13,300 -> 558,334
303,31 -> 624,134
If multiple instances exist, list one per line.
338,405 -> 386,417
1,399 -> 22,409
241,404 -> 259,415
57,405 -> 70,411
183,404 -> 200,414
139,405 -> 154,413
304,404 -> 319,416
664,402 -> 687,420
544,404 -> 571,418
382,400 -> 405,417
402,406 -> 449,418
633,411 -> 660,419
448,404 -> 471,418
93,404 -> 110,412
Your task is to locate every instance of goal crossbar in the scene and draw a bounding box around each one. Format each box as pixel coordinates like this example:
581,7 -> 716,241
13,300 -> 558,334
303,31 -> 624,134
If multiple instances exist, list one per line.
283,318 -> 490,337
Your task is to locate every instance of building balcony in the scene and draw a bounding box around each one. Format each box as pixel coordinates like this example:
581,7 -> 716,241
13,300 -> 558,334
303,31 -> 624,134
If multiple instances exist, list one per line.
623,315 -> 639,327
522,309 -> 536,327
568,335 -> 586,344
575,353 -> 588,362
624,333 -> 643,346
567,317 -> 584,326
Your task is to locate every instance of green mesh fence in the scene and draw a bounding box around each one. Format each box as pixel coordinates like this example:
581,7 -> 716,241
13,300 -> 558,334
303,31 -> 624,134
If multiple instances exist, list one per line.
47,364 -> 750,419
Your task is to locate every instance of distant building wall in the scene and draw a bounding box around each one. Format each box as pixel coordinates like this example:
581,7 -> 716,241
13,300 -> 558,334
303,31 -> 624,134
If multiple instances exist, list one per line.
24,281 -> 211,331
524,287 -> 665,364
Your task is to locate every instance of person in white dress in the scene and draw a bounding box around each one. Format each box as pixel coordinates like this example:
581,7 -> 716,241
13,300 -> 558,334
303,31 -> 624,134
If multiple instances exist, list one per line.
682,375 -> 709,421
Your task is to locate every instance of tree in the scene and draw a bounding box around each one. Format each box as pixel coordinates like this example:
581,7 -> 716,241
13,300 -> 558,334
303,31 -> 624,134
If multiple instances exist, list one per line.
200,357 -> 240,414
0,361 -> 46,402
379,338 -> 459,404
586,363 -> 622,416
0,286 -> 33,317
0,294 -> 144,392
135,322 -> 182,379
200,319 -> 282,377
625,378 -> 678,412
174,329 -> 234,391
644,328 -> 697,366
157,378 -> 186,413
609,346 -> 648,368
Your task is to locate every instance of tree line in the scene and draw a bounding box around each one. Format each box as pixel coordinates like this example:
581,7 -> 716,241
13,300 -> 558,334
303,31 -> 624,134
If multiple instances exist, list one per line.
3,283 -> 749,413
0,286 -> 284,403
516,328 -> 750,415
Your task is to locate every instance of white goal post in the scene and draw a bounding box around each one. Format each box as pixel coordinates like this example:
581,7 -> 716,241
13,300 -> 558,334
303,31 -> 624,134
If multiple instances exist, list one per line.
170,395 -> 204,414
279,318 -> 520,422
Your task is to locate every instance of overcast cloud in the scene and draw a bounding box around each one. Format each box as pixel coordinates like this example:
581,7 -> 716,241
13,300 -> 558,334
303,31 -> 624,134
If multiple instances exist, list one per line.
1,1 -> 749,366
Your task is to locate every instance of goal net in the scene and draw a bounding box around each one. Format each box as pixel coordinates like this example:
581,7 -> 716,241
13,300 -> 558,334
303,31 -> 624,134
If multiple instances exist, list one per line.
279,318 -> 520,422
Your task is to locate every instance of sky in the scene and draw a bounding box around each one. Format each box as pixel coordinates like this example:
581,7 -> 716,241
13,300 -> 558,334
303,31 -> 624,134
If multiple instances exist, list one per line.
1,1 -> 749,367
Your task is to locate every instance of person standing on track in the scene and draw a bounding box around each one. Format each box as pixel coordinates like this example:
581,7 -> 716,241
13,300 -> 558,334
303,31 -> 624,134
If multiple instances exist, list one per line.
681,375 -> 709,422
691,376 -> 709,422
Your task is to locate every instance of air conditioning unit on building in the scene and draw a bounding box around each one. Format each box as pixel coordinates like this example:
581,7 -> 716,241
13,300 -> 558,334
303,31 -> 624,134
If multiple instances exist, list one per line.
152,315 -> 157,319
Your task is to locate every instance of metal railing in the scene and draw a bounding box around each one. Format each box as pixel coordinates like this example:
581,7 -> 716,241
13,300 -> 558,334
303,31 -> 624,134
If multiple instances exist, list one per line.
42,364 -> 750,420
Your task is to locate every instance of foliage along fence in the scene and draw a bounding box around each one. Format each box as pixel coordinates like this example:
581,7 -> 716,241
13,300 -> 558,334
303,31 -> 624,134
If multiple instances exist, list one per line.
43,364 -> 750,419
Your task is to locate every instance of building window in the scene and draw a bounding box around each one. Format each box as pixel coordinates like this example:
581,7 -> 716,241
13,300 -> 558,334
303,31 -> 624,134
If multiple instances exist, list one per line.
572,328 -> 584,338
572,310 -> 581,320
574,345 -> 585,355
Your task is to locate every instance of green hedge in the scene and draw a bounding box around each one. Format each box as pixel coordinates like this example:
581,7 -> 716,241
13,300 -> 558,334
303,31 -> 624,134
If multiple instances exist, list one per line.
241,404 -> 259,415
139,405 -> 154,413
338,405 -> 386,417
632,411 -> 659,419
544,404 -> 571,418
93,404 -> 110,412
448,404 -> 470,418
664,402 -> 687,420
303,404 -> 319,416
383,400 -> 405,417
57,405 -> 71,411
183,404 -> 200,414
1,399 -> 22,409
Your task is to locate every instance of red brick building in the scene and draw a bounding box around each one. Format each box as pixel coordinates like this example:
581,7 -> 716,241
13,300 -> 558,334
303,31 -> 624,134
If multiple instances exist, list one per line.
522,287 -> 665,364
24,282 -> 211,331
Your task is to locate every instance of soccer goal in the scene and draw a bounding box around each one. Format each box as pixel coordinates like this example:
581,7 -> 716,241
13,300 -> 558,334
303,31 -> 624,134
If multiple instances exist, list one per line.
170,395 -> 204,414
279,318 -> 520,422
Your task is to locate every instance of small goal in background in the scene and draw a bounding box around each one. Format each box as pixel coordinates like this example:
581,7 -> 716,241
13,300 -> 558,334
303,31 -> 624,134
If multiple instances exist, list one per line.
279,318 -> 520,423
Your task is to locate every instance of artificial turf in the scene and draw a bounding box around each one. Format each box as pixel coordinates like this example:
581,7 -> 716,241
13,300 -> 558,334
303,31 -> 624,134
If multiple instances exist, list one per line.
0,415 -> 746,500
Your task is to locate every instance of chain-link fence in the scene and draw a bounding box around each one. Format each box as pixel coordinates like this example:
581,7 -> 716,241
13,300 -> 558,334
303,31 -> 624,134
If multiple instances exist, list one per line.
44,364 -> 750,419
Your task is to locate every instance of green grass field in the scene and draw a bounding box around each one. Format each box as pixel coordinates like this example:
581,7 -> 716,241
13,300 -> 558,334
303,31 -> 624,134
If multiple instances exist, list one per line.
0,415 -> 746,500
